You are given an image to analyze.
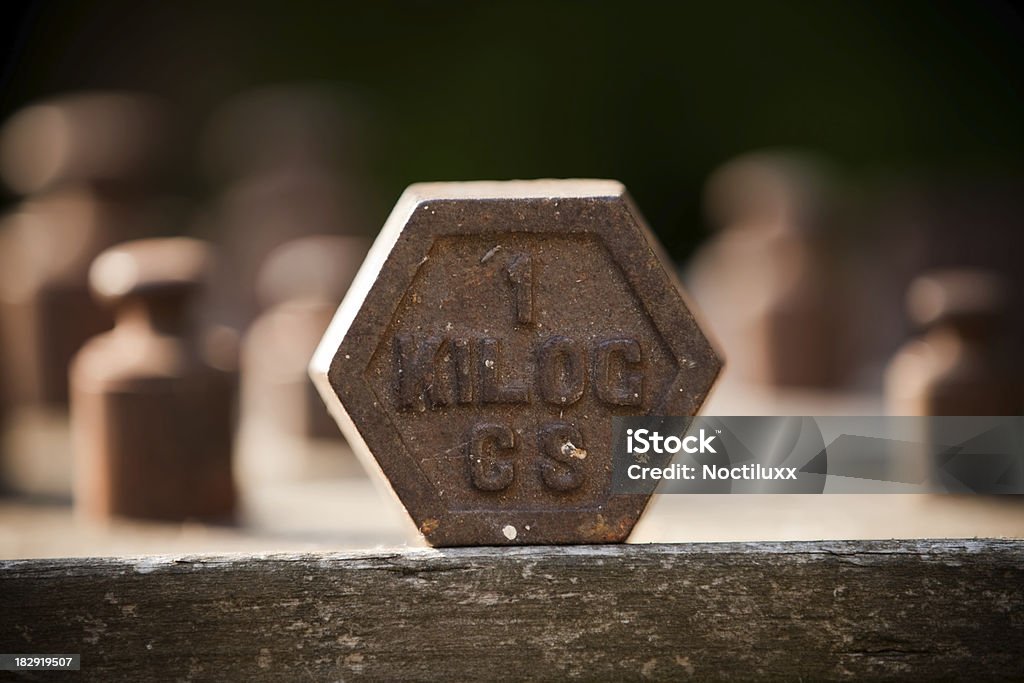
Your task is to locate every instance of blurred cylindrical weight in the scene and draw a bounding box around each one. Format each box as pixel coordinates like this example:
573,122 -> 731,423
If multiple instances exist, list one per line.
689,151 -> 846,388
0,92 -> 168,194
0,92 -> 176,497
885,269 -> 1022,416
199,84 -> 365,185
0,93 -> 172,408
0,189 -> 163,406
198,85 -> 374,332
242,235 -> 368,440
71,238 -> 236,521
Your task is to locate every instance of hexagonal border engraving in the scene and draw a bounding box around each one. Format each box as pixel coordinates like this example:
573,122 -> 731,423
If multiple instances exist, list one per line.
311,180 -> 722,546
363,233 -> 679,513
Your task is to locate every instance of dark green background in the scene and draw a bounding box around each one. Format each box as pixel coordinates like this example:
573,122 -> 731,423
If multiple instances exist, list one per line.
2,1 -> 1022,258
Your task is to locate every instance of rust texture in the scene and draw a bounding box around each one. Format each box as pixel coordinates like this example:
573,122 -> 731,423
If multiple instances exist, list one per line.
312,180 -> 722,546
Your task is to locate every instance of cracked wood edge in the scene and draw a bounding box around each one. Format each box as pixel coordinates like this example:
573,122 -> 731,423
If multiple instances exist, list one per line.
1,539 -> 1022,680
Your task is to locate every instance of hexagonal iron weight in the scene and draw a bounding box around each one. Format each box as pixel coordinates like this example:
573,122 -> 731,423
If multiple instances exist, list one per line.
311,180 -> 722,546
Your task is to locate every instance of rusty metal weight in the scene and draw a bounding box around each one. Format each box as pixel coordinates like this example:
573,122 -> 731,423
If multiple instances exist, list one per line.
312,180 -> 721,546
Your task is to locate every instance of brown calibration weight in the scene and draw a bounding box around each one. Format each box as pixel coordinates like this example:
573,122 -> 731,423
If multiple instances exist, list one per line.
242,235 -> 369,440
71,238 -> 236,521
311,180 -> 722,546
885,268 -> 1022,416
0,93 -> 171,407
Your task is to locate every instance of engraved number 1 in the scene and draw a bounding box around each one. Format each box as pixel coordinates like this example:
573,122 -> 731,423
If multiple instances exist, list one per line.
505,253 -> 534,325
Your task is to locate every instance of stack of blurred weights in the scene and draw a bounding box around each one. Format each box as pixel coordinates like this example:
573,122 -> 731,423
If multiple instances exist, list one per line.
238,235 -> 368,481
0,92 -> 176,497
195,85 -> 375,483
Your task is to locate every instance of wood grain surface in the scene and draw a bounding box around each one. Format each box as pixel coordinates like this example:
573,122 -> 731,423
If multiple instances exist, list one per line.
2,539 -> 1022,680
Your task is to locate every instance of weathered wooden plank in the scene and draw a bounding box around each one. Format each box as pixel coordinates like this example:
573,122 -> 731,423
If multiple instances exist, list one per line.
1,539 -> 1022,681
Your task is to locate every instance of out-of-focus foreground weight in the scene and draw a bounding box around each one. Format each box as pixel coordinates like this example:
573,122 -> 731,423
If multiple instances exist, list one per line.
312,180 -> 722,546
